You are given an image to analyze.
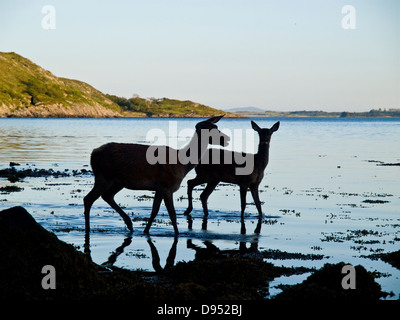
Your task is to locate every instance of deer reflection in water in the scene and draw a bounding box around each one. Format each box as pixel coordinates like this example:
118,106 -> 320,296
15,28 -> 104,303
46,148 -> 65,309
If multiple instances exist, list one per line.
84,232 -> 178,272
187,210 -> 263,235
147,237 -> 177,273
83,216 -> 262,272
187,239 -> 260,262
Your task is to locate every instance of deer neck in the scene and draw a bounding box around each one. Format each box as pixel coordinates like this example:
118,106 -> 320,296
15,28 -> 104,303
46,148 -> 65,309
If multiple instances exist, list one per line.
179,130 -> 208,174
256,141 -> 270,169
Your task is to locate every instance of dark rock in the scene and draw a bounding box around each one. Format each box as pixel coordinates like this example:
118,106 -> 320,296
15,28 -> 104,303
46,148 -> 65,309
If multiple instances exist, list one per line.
0,206 -> 37,230
0,206 -> 102,299
274,262 -> 384,301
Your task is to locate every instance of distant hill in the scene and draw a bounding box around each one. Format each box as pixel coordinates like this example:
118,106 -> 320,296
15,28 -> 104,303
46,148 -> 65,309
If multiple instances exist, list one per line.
226,106 -> 266,113
0,52 -> 235,118
232,109 -> 400,118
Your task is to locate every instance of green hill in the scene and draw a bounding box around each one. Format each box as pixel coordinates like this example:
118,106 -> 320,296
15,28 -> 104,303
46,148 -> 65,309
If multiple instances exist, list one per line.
0,52 -> 234,118
105,94 -> 238,118
0,52 -> 126,117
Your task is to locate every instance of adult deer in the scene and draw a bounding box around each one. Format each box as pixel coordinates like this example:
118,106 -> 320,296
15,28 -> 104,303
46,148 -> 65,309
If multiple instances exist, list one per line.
83,115 -> 229,235
184,121 -> 279,233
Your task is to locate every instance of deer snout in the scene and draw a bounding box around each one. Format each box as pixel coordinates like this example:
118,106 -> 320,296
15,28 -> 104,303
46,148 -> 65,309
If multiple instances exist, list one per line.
207,129 -> 230,147
221,133 -> 230,147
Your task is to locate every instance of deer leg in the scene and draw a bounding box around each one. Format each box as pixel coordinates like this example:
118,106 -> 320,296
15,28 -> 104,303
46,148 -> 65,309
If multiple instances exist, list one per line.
144,191 -> 162,234
162,192 -> 179,235
254,215 -> 262,234
101,183 -> 133,231
183,179 -> 195,216
239,186 -> 248,234
239,185 -> 248,219
184,176 -> 205,216
199,180 -> 219,217
240,216 -> 246,235
250,185 -> 263,233
84,180 -> 110,233
250,185 -> 263,217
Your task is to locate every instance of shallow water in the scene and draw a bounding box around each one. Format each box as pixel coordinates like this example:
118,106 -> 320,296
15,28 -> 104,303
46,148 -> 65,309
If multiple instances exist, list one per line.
1,117 -> 399,299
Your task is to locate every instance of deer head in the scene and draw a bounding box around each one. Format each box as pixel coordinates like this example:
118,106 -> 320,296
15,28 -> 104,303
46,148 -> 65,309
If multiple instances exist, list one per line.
195,115 -> 230,147
251,121 -> 280,144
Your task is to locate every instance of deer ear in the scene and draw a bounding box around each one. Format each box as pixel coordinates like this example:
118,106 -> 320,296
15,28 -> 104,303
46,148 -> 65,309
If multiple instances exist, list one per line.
206,115 -> 224,124
271,121 -> 280,132
251,121 -> 261,132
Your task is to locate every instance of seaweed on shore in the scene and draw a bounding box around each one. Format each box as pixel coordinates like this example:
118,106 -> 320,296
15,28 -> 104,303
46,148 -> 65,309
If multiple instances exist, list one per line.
362,199 -> 389,204
0,166 -> 91,183
365,250 -> 400,270
366,160 -> 400,166
0,185 -> 24,193
261,249 -> 325,260
381,250 -> 400,270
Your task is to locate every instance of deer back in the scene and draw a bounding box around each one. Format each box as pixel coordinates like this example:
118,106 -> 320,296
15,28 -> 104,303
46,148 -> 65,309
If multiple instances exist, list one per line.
91,143 -> 186,192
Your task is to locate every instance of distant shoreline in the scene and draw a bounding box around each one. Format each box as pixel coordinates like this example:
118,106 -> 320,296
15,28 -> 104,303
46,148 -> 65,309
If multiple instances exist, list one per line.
0,114 -> 241,119
1,114 -> 400,119
1,109 -> 400,119
229,109 -> 400,118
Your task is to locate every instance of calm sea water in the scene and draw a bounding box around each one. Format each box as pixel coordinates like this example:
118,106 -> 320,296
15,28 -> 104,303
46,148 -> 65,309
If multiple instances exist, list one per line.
1,117 -> 399,298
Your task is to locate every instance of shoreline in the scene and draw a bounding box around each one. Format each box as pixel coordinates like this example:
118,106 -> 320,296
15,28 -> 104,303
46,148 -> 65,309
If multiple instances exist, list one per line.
1,115 -> 400,119
229,112 -> 400,118
1,112 -> 400,119
0,114 -> 243,119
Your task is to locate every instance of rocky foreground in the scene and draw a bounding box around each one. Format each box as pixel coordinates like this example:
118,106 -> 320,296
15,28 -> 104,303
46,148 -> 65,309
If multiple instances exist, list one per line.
0,206 -> 394,301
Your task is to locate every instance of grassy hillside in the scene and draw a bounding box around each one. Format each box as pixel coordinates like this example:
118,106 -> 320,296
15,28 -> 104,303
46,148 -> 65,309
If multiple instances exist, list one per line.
106,94 -> 237,118
0,52 -> 234,118
0,52 -> 129,117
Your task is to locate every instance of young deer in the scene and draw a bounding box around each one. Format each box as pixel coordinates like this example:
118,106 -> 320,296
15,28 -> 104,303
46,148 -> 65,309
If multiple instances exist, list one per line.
84,115 -> 229,235
184,121 -> 279,232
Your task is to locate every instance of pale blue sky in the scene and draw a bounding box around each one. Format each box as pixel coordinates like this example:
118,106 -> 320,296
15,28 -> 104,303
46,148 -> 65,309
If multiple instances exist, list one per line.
1,0 -> 399,111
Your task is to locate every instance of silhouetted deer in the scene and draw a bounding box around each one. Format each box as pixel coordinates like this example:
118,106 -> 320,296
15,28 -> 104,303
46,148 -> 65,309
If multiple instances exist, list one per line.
84,115 -> 229,235
184,121 -> 279,231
